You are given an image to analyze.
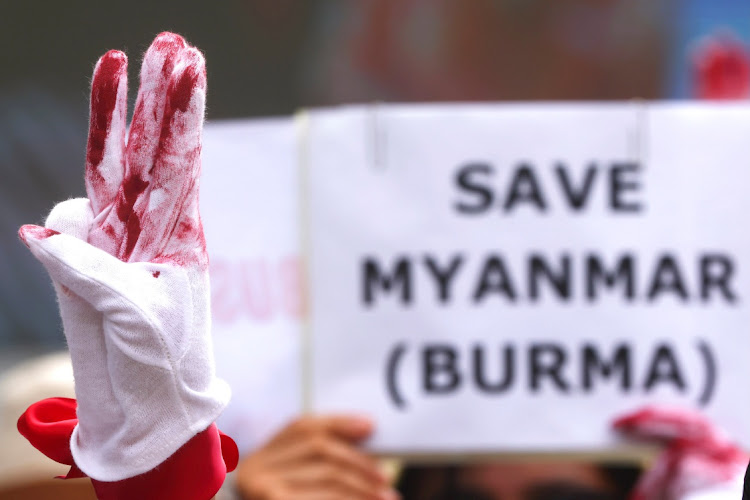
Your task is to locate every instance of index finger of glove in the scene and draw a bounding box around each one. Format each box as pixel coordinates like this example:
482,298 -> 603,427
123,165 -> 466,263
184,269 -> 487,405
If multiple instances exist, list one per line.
130,47 -> 206,263
85,50 -> 128,217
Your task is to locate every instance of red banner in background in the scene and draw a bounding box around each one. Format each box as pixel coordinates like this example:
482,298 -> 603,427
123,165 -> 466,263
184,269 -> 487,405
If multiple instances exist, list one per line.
692,33 -> 750,99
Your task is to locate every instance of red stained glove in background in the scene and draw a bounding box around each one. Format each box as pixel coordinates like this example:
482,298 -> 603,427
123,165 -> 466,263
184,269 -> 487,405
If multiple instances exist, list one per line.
613,406 -> 748,500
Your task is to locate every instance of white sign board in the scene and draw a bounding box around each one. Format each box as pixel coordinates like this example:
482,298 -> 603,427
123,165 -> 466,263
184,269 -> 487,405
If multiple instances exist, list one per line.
303,103 -> 750,454
201,119 -> 303,454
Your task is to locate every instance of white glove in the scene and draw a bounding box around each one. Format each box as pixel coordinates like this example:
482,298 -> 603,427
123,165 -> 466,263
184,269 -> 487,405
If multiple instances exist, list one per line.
18,32 -> 230,482
613,406 -> 748,500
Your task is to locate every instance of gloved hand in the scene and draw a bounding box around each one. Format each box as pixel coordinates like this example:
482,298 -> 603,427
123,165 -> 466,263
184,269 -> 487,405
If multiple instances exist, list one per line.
613,406 -> 748,500
17,32 -> 232,497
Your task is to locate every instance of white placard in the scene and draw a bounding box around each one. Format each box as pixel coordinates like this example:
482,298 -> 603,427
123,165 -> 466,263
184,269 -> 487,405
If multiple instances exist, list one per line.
201,118 -> 302,454
303,103 -> 750,455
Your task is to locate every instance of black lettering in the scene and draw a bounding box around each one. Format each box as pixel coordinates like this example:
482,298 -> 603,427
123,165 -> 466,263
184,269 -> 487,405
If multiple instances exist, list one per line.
586,254 -> 635,301
529,343 -> 569,392
643,344 -> 687,393
529,253 -> 572,301
423,344 -> 461,394
473,255 -> 517,302
582,344 -> 631,390
473,344 -> 515,394
454,163 -> 494,214
504,164 -> 547,212
424,254 -> 464,303
700,254 -> 738,303
647,254 -> 689,302
555,163 -> 598,211
362,257 -> 412,306
609,162 -> 643,212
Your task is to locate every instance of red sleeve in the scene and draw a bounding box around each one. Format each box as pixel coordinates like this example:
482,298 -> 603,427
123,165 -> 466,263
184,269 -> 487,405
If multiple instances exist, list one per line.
18,397 -> 238,500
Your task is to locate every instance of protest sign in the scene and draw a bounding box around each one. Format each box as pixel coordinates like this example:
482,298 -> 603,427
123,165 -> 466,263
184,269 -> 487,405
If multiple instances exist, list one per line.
201,118 -> 303,453
302,103 -> 750,455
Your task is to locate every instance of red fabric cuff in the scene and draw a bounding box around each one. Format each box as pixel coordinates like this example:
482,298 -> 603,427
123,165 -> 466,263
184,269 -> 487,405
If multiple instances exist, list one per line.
18,397 -> 238,500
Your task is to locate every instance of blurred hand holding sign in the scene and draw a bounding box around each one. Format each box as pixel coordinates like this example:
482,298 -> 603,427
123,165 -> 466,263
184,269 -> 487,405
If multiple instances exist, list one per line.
302,103 -> 750,456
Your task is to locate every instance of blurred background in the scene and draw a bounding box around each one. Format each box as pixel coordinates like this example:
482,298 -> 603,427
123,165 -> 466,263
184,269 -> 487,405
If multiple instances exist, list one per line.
2,0 -> 750,400
3,1 -> 750,498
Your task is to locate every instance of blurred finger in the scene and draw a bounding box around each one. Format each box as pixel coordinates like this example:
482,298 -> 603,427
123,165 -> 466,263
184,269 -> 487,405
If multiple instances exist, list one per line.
290,487 -> 400,500
284,462 -> 389,499
287,492 -> 353,500
276,415 -> 374,445
268,432 -> 384,485
262,415 -> 375,464
86,50 -> 127,217
318,415 -> 375,441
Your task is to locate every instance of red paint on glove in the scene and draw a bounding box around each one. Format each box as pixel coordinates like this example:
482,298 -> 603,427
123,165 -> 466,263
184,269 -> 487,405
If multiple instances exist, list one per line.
87,51 -> 127,171
18,225 -> 59,246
